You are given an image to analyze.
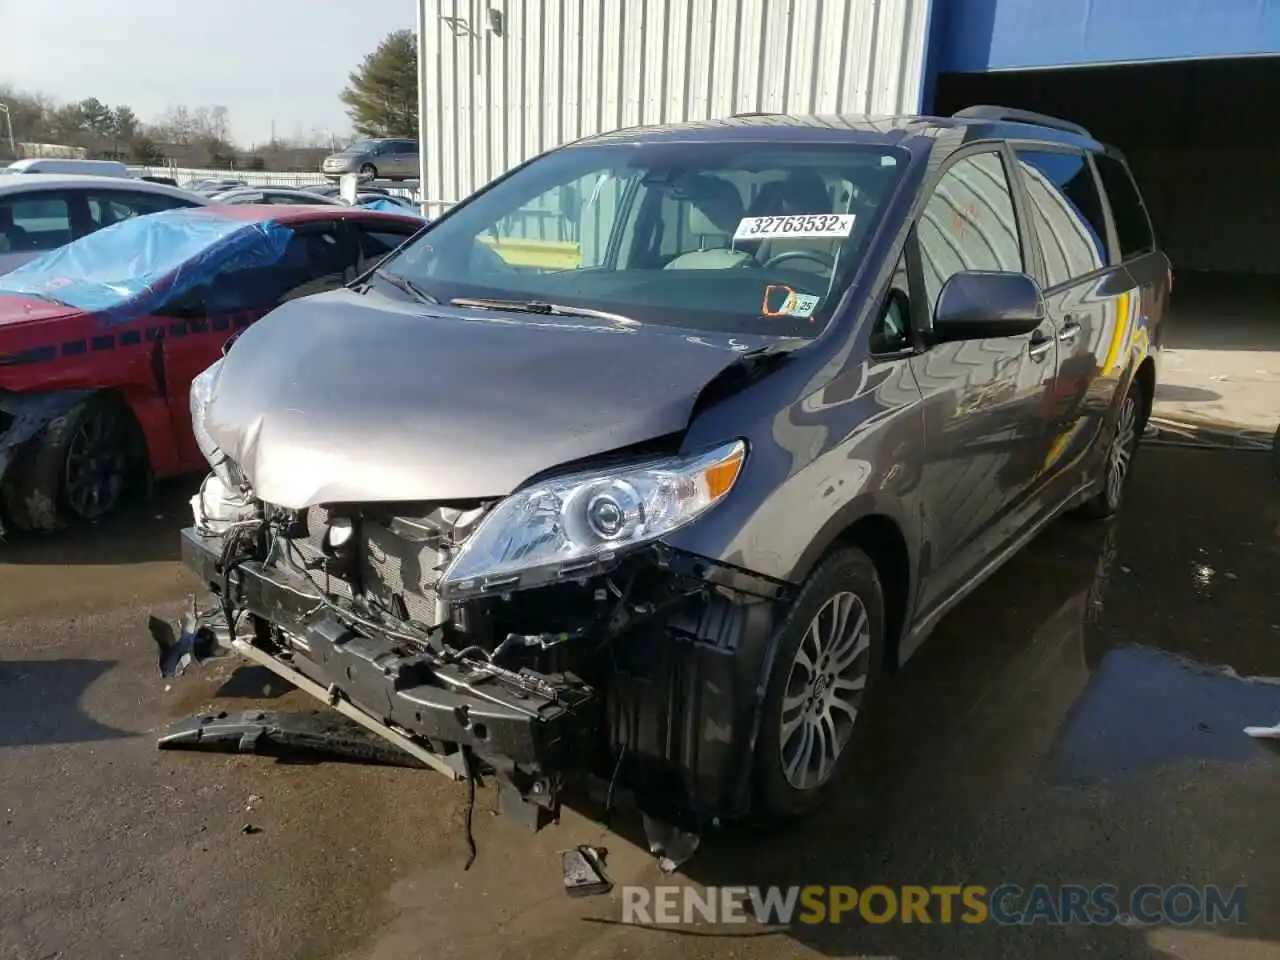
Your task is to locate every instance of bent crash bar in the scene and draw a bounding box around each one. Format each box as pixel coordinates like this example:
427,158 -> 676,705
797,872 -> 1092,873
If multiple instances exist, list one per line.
179,526 -> 599,785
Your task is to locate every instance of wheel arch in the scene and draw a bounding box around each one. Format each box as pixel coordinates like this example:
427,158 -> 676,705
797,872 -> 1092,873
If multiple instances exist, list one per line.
0,386 -> 155,486
788,497 -> 917,671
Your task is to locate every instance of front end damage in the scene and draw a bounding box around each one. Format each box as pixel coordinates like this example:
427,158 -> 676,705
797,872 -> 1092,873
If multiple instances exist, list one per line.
177,470 -> 791,838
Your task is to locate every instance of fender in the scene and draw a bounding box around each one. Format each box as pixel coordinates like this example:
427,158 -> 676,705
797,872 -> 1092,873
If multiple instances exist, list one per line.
785,488 -> 919,587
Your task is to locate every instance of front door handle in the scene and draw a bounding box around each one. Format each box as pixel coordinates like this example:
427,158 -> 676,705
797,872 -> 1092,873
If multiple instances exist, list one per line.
1059,316 -> 1082,344
1028,331 -> 1053,362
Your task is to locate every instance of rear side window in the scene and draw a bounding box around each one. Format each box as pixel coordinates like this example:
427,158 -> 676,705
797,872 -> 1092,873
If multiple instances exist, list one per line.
1015,149 -> 1110,286
361,228 -> 413,261
196,225 -> 353,315
88,190 -> 193,227
917,151 -> 1024,317
1093,155 -> 1154,259
0,196 -> 73,252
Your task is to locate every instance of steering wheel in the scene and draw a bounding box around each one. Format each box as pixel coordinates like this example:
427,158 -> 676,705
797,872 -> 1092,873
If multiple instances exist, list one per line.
761,249 -> 837,271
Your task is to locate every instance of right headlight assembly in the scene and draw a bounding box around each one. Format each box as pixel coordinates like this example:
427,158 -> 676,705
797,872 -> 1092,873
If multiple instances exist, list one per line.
440,440 -> 747,601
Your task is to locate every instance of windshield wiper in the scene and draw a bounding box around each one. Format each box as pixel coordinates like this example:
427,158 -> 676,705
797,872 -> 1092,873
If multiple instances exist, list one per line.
370,270 -> 440,305
450,297 -> 638,326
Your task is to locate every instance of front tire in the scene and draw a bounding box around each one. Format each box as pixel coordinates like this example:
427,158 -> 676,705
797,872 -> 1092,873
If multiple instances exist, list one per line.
0,395 -> 139,531
1076,387 -> 1144,520
754,547 -> 885,820
359,163 -> 377,180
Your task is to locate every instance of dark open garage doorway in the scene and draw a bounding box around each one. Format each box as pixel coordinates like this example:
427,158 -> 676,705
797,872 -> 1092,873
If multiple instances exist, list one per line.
935,58 -> 1280,431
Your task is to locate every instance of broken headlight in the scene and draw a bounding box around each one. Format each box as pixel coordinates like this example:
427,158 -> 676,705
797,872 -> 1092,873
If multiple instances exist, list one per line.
440,440 -> 746,600
189,359 -> 243,489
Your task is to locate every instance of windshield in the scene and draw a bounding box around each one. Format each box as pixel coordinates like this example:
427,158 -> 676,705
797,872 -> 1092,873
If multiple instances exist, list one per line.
346,140 -> 376,154
376,140 -> 907,337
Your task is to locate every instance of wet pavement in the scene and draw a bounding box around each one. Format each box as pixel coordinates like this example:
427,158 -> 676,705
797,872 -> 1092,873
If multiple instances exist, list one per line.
1,445 -> 1278,960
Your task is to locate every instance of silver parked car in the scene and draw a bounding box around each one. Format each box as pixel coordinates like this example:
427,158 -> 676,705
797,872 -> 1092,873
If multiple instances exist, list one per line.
321,138 -> 419,181
0,174 -> 209,275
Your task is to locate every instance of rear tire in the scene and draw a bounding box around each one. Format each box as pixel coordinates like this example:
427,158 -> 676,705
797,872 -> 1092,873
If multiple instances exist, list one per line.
1076,386 -> 1144,520
753,547 -> 885,820
0,395 -> 141,531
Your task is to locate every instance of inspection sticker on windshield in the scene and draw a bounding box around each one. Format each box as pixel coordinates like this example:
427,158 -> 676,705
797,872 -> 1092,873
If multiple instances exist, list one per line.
782,292 -> 821,317
734,213 -> 855,241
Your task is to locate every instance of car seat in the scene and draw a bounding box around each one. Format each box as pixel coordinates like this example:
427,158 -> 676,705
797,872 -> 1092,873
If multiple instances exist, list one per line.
662,175 -> 753,270
747,171 -> 840,276
0,206 -> 30,252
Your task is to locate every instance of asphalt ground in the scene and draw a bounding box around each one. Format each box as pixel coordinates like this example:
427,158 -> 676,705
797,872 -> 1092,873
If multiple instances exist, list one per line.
2,444 -> 1278,960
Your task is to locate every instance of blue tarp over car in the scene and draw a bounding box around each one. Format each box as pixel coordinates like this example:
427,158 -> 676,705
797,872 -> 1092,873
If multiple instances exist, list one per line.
0,208 -> 293,325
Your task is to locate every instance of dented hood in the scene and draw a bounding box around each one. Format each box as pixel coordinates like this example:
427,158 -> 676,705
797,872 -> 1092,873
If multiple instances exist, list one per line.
204,288 -> 782,508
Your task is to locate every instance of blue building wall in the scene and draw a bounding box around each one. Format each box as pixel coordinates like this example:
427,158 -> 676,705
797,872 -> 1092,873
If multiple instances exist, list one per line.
936,0 -> 1280,73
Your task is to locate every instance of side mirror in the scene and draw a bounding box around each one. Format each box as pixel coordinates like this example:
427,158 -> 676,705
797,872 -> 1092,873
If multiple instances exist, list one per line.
931,271 -> 1045,343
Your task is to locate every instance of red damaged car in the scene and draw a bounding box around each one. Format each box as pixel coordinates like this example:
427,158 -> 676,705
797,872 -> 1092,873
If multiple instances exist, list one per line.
0,204 -> 425,533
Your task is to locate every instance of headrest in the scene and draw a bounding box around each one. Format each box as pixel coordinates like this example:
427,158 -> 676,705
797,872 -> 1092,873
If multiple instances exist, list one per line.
750,171 -> 832,218
676,175 -> 744,238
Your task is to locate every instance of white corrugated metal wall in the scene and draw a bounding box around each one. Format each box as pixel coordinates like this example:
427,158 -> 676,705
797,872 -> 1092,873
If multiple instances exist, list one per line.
419,0 -> 933,207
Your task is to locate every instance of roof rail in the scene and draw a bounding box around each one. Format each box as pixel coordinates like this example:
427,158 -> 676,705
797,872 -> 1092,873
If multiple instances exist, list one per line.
950,105 -> 1091,138
731,111 -> 778,118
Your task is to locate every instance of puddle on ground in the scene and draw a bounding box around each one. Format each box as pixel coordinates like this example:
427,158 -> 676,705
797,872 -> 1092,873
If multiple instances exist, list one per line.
1049,645 -> 1280,782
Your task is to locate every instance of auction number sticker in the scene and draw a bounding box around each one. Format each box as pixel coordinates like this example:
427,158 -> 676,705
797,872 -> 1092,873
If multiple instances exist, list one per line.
734,213 -> 855,241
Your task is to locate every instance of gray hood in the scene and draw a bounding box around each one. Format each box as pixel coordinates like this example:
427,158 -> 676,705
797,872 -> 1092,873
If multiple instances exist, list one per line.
204,288 -> 781,509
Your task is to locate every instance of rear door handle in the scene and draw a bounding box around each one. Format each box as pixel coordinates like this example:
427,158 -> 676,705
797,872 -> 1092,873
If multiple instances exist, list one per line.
1059,316 -> 1082,343
1028,331 -> 1054,362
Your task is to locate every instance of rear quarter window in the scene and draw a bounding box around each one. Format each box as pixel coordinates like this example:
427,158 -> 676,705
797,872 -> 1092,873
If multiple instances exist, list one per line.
0,196 -> 73,251
1093,154 -> 1155,260
1015,149 -> 1110,287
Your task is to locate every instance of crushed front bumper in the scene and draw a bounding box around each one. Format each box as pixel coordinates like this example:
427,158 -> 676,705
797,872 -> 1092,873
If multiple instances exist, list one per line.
180,527 -> 600,790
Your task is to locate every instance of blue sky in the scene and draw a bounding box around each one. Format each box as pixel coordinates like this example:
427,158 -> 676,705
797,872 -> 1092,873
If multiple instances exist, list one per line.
0,0 -> 414,146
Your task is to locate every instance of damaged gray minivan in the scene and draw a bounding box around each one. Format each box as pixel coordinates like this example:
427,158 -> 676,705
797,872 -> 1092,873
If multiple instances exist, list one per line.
178,109 -> 1166,841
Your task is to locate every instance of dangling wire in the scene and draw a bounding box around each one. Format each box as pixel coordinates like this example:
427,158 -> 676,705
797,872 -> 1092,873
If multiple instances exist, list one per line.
461,746 -> 478,870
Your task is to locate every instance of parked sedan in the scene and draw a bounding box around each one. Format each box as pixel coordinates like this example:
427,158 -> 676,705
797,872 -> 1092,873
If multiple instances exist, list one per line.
178,109 -> 1167,849
0,204 -> 425,533
0,174 -> 208,275
298,182 -> 390,198
185,178 -> 248,196
210,187 -> 343,206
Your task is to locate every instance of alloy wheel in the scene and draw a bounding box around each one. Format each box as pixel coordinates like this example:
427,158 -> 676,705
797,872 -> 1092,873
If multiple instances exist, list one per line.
1106,395 -> 1138,509
779,590 -> 872,790
63,405 -> 127,520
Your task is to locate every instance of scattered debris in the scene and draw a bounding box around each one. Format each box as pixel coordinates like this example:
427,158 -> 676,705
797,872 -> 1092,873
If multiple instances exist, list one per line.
1191,564 -> 1215,589
245,794 -> 262,811
1244,722 -> 1280,740
241,823 -> 262,835
149,599 -> 230,677
641,812 -> 701,874
562,845 -> 612,897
